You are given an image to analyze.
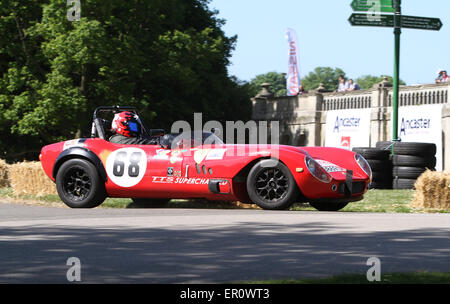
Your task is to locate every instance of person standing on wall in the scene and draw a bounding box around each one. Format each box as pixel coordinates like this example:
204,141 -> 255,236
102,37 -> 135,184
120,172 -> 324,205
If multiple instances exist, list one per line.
436,69 -> 449,83
348,79 -> 361,91
337,75 -> 350,92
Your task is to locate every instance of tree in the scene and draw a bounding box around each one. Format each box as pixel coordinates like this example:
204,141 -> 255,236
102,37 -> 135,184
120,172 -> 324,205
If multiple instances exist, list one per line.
356,75 -> 406,90
0,0 -> 251,161
302,67 -> 346,92
249,72 -> 287,97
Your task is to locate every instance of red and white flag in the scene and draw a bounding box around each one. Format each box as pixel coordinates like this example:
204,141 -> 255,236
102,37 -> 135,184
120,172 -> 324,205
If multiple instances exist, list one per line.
285,28 -> 301,96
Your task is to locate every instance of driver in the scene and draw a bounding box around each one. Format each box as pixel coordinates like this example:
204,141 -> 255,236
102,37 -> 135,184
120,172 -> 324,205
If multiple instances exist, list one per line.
109,111 -> 158,145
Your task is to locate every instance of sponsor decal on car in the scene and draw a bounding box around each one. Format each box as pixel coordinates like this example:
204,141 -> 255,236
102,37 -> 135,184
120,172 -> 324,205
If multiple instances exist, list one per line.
194,149 -> 210,164
152,176 -> 210,185
167,167 -> 174,177
316,160 -> 346,173
205,148 -> 227,160
63,139 -> 85,150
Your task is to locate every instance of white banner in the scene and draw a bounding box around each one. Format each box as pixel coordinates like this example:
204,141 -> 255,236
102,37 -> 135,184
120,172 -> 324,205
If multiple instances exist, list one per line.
325,109 -> 372,150
285,28 -> 301,96
398,104 -> 443,171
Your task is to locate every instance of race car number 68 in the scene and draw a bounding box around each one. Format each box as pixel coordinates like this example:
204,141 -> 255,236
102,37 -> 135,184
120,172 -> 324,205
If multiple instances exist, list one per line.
106,148 -> 147,187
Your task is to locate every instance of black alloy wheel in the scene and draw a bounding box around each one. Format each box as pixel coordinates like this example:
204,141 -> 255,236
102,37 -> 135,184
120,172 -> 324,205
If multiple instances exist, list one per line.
56,159 -> 106,208
247,159 -> 299,210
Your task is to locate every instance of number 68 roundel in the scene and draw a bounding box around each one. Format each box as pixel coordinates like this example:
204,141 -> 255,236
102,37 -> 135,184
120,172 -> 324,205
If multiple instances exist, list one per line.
106,148 -> 147,187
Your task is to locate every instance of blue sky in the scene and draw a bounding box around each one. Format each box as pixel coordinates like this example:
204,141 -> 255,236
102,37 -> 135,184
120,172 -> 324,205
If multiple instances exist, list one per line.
209,0 -> 450,85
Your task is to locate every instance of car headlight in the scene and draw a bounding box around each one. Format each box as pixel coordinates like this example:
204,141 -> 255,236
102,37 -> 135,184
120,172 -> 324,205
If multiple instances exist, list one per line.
305,156 -> 332,183
355,153 -> 372,181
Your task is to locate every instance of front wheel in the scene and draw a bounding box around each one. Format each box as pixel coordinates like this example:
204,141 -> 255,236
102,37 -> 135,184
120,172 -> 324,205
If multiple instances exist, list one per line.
309,201 -> 348,212
246,159 -> 299,210
56,158 -> 106,208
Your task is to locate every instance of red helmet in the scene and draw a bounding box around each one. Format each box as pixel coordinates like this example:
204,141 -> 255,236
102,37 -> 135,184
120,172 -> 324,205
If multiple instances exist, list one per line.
111,111 -> 141,137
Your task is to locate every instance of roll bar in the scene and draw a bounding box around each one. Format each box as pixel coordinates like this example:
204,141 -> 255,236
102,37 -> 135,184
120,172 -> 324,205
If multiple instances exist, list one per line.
91,105 -> 153,139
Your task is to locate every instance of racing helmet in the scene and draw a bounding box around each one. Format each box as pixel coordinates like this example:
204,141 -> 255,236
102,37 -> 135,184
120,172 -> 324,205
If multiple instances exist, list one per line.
111,111 -> 141,137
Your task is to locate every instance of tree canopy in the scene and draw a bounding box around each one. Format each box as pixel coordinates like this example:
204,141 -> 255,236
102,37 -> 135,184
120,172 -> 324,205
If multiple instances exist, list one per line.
302,67 -> 346,92
356,75 -> 406,90
0,0 -> 251,161
249,72 -> 287,97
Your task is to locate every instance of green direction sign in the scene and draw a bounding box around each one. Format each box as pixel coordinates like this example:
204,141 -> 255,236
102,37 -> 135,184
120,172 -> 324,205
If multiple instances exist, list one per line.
400,15 -> 443,31
348,13 -> 393,28
351,0 -> 395,13
349,13 -> 443,31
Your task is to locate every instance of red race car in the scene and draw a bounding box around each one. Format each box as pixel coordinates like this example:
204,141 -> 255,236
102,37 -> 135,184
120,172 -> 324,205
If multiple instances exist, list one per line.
40,106 -> 372,211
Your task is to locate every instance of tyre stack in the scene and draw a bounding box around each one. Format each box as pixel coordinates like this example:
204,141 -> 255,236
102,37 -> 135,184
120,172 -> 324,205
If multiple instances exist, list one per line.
352,147 -> 392,189
376,142 -> 437,190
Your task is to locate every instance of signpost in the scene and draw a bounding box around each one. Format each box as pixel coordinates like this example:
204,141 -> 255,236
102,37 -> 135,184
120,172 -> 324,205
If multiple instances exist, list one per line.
349,13 -> 443,31
351,0 -> 394,13
348,0 -> 443,143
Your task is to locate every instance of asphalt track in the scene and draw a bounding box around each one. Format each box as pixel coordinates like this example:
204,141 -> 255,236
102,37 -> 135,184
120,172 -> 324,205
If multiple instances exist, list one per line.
0,202 -> 449,283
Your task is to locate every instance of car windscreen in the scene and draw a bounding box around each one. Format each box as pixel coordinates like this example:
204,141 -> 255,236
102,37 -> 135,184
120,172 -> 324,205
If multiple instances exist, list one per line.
160,131 -> 224,149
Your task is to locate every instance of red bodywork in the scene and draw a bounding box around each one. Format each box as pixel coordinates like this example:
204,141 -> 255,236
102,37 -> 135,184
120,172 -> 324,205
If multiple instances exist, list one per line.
41,138 -> 370,203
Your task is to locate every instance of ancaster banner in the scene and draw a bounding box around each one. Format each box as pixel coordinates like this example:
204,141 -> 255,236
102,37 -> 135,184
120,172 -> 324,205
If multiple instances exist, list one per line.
325,109 -> 372,150
398,104 -> 443,171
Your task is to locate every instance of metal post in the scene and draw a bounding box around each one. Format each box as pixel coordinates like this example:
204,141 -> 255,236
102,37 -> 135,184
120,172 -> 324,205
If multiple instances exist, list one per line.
392,0 -> 401,143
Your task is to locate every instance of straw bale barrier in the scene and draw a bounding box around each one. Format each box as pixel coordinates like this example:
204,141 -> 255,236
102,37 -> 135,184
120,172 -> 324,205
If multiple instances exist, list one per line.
8,161 -> 57,196
0,159 -> 9,187
410,170 -> 450,210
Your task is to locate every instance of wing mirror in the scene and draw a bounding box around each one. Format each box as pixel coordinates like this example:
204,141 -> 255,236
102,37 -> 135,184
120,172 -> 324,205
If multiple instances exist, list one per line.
150,129 -> 165,137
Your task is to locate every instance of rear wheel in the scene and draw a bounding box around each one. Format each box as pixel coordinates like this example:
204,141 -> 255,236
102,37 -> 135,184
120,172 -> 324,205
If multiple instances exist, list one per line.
309,202 -> 348,212
56,158 -> 106,208
246,159 -> 299,210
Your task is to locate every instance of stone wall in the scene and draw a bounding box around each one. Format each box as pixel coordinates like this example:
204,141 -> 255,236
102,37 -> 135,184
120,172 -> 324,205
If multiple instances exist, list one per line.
252,80 -> 450,170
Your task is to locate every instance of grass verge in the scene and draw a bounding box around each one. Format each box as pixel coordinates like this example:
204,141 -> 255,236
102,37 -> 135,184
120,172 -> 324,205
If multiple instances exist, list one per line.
0,188 -> 448,213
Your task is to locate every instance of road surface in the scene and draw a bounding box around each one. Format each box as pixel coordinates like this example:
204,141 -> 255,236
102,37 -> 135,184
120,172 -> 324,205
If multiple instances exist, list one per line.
0,202 -> 449,283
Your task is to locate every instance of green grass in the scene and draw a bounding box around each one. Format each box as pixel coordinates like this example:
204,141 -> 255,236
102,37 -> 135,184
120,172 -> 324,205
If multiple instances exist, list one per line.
292,189 -> 449,213
244,272 -> 450,284
0,187 -> 248,209
0,187 -> 448,213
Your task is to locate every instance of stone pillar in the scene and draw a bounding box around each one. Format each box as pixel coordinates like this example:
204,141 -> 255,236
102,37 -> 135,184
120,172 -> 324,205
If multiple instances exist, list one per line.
370,78 -> 392,146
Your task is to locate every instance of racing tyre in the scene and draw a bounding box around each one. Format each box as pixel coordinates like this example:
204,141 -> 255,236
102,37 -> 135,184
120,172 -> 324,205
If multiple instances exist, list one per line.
393,166 -> 429,179
130,198 -> 170,208
352,148 -> 390,160
247,159 -> 299,210
369,181 -> 392,190
393,178 -> 417,190
309,202 -> 348,212
376,141 -> 394,150
367,159 -> 391,172
392,155 -> 436,168
372,171 -> 393,181
56,158 -> 106,208
391,142 -> 436,157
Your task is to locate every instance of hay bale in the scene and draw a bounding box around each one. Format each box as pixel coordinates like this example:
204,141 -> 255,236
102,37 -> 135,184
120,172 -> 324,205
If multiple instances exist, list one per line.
410,170 -> 450,210
9,161 -> 57,196
0,159 -> 9,188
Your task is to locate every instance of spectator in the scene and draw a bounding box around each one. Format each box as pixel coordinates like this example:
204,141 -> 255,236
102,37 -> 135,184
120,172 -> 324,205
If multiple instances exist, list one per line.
337,75 -> 349,92
298,84 -> 308,95
348,79 -> 361,91
436,69 -> 449,83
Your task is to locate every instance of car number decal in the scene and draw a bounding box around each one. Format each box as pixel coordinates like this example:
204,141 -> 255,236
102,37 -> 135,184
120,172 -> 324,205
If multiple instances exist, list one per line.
106,148 -> 147,187
316,160 -> 346,173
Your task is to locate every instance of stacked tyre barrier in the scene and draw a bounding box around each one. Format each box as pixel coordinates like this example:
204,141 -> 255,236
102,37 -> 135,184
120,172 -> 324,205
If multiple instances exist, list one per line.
376,142 -> 437,190
352,147 -> 392,189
